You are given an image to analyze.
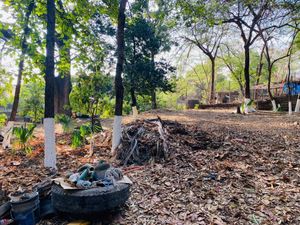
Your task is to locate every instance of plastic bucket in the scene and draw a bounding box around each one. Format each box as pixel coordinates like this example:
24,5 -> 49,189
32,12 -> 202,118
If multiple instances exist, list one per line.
10,191 -> 40,225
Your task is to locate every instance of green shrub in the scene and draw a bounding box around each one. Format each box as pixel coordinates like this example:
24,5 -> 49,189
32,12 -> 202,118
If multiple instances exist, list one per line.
55,114 -> 73,133
71,123 -> 100,148
0,113 -> 7,128
123,100 -> 132,115
19,81 -> 44,122
13,124 -> 36,154
80,124 -> 92,137
71,129 -> 84,148
137,95 -> 152,112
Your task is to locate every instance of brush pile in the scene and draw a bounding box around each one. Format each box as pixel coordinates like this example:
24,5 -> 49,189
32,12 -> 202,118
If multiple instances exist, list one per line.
115,118 -> 169,165
115,117 -> 221,165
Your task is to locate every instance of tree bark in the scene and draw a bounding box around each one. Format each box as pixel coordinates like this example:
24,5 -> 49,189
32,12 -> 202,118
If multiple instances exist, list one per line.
255,44 -> 265,86
254,44 -> 265,100
210,57 -> 215,104
130,34 -> 137,108
112,0 -> 127,153
44,0 -> 56,168
244,45 -> 251,99
54,36 -> 72,116
114,0 -> 127,116
10,60 -> 24,121
9,0 -> 35,121
267,69 -> 274,101
45,0 -> 55,118
130,87 -> 137,107
287,52 -> 292,115
151,90 -> 157,109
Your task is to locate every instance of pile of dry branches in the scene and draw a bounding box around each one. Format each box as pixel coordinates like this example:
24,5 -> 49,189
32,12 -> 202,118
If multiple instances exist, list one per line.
115,117 -> 218,166
115,118 -> 170,165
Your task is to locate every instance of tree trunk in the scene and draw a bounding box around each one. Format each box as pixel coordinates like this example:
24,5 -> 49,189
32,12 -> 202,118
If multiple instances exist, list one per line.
267,68 -> 277,111
287,53 -> 292,115
54,36 -> 72,116
130,85 -> 138,117
210,58 -> 215,104
130,34 -> 137,109
112,0 -> 127,153
44,0 -> 56,168
244,45 -> 251,99
254,45 -> 265,100
295,94 -> 300,112
267,69 -> 274,101
130,87 -> 137,107
9,0 -> 35,121
151,90 -> 157,109
10,60 -> 24,121
238,81 -> 245,97
114,0 -> 127,117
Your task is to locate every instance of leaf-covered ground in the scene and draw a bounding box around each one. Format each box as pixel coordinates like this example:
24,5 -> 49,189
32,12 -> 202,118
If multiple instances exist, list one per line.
1,109 -> 300,225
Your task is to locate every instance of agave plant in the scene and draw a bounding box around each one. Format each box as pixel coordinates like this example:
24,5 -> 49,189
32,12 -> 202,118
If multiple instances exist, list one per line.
55,114 -> 73,133
13,124 -> 36,154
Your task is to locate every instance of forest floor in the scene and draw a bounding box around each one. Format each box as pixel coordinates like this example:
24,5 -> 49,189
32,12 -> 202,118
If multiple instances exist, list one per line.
0,109 -> 300,225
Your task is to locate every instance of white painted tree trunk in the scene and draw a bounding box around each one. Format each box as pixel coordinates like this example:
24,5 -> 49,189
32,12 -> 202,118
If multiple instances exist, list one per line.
271,100 -> 277,112
2,121 -> 14,149
288,101 -> 293,115
44,118 -> 56,168
132,106 -> 138,119
112,116 -> 122,155
295,97 -> 300,112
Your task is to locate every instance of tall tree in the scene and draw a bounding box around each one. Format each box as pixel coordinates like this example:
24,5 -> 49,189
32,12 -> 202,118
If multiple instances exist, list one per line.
220,44 -> 245,97
177,1 -> 225,103
9,0 -> 35,121
183,25 -> 224,103
112,0 -> 128,154
44,0 -> 56,168
220,1 -> 270,100
259,27 -> 298,111
220,0 -> 299,101
124,15 -> 174,111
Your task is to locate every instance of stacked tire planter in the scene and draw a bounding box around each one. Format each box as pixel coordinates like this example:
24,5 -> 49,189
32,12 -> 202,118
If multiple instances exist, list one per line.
51,183 -> 130,216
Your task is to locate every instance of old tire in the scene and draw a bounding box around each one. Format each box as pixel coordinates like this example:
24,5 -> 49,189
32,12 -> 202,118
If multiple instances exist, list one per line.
51,183 -> 130,215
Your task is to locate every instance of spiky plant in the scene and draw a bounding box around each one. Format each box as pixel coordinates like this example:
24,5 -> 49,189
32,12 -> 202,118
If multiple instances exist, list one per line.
13,124 -> 36,154
55,114 -> 73,133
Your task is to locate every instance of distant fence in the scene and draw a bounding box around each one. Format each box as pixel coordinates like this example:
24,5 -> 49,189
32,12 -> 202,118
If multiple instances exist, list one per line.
256,95 -> 298,111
